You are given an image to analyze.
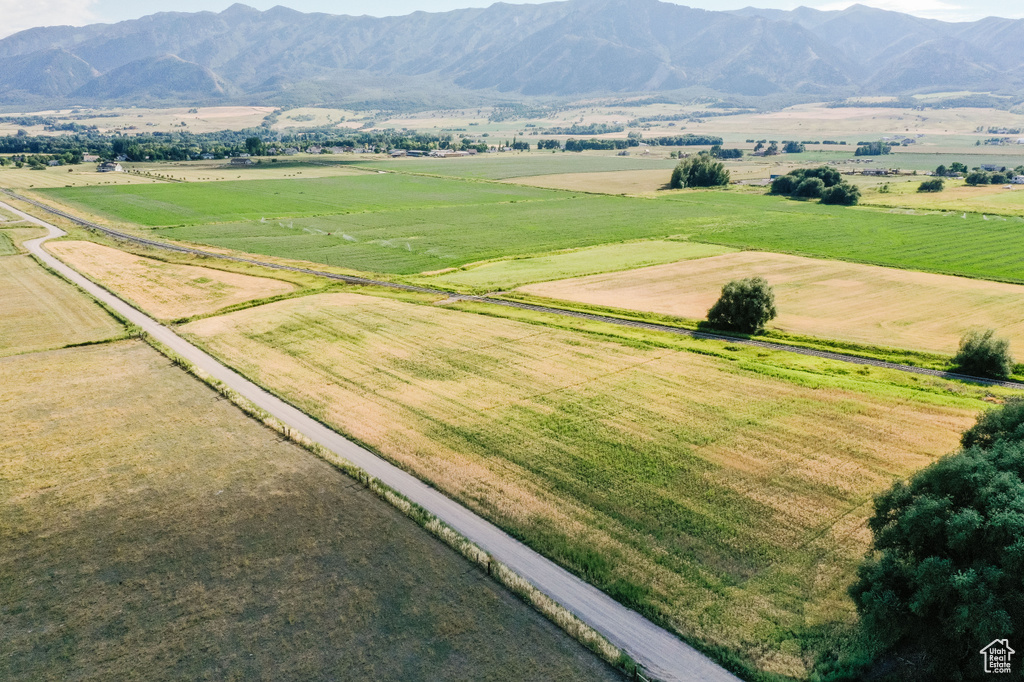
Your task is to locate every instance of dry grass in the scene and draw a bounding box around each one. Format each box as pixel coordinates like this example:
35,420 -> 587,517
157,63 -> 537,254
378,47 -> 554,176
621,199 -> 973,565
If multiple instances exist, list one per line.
182,291 -> 987,678
47,241 -> 297,320
509,169 -> 676,194
0,340 -> 620,681
122,160 -> 368,183
0,255 -> 123,357
0,106 -> 274,137
863,180 -> 1024,216
520,251 -> 1024,356
1,226 -> 48,254
0,167 -> 160,189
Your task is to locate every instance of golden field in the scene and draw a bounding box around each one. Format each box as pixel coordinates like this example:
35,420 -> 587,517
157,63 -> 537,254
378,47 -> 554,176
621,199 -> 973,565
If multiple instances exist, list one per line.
0,340 -> 616,681
0,254 -> 123,357
520,251 -> 1024,356
47,240 -> 297,320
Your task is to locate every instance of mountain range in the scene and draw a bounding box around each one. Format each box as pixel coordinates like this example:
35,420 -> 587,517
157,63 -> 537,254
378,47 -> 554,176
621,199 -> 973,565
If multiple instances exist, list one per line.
1,0 -> 1022,109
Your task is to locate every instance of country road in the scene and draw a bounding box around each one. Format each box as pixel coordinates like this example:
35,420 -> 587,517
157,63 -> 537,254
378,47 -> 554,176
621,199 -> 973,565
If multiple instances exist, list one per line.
7,206 -> 744,681
6,189 -> 1023,391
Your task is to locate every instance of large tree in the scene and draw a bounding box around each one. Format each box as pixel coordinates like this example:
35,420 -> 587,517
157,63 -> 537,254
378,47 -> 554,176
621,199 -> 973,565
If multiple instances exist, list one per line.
849,410 -> 1024,680
669,154 -> 730,188
706,277 -> 776,333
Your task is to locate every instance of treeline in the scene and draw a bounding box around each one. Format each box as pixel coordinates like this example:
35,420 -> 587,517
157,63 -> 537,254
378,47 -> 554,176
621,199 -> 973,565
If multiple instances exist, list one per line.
563,138 -> 637,151
644,134 -> 724,146
854,141 -> 891,156
542,123 -> 624,136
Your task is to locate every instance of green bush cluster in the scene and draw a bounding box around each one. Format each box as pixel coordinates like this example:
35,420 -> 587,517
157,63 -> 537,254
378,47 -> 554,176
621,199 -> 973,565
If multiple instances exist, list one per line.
770,167 -> 860,205
669,154 -> 730,189
706,277 -> 777,333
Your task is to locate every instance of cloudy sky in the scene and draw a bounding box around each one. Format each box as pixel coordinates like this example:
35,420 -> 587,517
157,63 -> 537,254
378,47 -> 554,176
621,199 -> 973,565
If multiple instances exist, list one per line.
0,0 -> 1017,38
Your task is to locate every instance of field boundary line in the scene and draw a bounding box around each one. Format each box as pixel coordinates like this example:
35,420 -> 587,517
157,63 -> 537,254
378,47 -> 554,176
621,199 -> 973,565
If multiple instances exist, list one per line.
7,197 -> 743,682
7,187 -> 1022,391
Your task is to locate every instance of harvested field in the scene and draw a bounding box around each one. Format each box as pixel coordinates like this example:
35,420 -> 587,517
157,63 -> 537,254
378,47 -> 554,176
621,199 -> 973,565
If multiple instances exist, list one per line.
47,241 -> 297,320
182,292 -> 988,678
519,251 -> 1024,355
508,169 -> 675,194
0,255 -> 122,357
428,240 -> 735,291
0,340 -> 620,681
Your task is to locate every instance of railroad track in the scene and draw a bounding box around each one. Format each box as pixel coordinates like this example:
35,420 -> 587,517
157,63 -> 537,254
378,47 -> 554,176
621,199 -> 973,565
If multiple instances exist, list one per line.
8,188 -> 1023,391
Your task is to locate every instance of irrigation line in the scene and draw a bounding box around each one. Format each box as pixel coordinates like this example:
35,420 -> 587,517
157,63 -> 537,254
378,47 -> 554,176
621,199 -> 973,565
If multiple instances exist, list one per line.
8,188 -> 1023,391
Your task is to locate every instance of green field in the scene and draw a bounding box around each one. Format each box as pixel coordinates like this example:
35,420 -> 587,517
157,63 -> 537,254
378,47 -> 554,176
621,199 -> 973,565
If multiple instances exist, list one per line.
352,153 -> 679,180
43,174 -> 1024,282
427,240 -> 736,291
43,174 -> 558,226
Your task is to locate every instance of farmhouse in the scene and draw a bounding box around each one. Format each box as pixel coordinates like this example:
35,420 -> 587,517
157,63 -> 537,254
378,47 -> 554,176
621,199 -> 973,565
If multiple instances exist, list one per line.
230,158 -> 253,166
307,146 -> 323,154
47,160 -> 60,166
82,154 -> 100,162
200,153 -> 215,160
97,162 -> 123,173
861,169 -> 889,176
981,164 -> 1006,172
390,149 -> 408,157
284,148 -> 299,155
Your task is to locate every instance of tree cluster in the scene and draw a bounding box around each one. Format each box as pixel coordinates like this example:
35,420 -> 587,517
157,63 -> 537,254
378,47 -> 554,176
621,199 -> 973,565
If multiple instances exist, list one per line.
953,329 -> 1014,380
854,141 -> 891,156
706,277 -> 777,333
769,167 -> 860,205
709,145 -> 743,159
917,178 -> 944,192
669,153 -> 730,189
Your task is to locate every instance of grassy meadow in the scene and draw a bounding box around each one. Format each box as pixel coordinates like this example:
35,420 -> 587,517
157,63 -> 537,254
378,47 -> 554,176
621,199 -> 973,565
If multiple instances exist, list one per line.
47,241 -> 298,321
519,251 -> 1024,356
0,255 -> 123,357
181,291 -> 1004,680
0,340 -> 618,681
426,240 -> 735,291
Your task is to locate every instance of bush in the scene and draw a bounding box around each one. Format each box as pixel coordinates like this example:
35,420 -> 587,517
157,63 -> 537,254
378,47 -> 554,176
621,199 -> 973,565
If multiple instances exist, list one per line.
917,178 -> 944,192
952,329 -> 1013,379
820,182 -> 861,205
991,172 -> 1008,184
849,438 -> 1024,679
706,277 -> 777,333
669,154 -> 730,188
793,176 -> 825,198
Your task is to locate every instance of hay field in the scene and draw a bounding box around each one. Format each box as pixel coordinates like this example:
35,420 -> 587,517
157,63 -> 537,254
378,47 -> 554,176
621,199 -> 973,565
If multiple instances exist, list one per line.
519,251 -> 1024,355
124,160 -> 368,183
0,255 -> 122,357
863,180 -> 1024,216
427,240 -> 735,291
0,341 -> 616,682
0,166 -> 160,189
47,241 -> 297,320
182,292 -> 989,678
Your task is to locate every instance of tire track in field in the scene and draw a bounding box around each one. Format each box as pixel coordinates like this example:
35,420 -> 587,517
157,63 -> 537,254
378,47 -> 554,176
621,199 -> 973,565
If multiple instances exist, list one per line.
6,189 -> 1023,391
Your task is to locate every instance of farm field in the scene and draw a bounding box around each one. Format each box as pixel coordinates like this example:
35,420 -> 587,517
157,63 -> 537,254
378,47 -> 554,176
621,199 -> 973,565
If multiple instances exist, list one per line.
42,174 -> 559,226
519,251 -> 1024,356
0,166 -> 160,189
862,180 -> 1024,216
0,231 -> 15,255
181,291 -> 999,679
0,340 -> 617,682
357,153 -> 679,180
0,255 -> 123,357
47,241 -> 297,320
0,105 -> 275,137
47,173 -> 1024,282
123,159 -> 371,183
427,240 -> 735,291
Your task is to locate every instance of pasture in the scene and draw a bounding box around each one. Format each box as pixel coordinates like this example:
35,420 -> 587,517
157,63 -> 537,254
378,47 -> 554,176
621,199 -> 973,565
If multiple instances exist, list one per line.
123,159 -> 370,183
519,251 -> 1024,356
0,255 -> 123,357
0,226 -> 47,254
45,175 -> 1024,281
358,153 -> 679,180
0,166 -> 160,190
182,291 -> 997,679
0,105 -> 274,137
427,240 -> 735,291
42,174 -> 558,226
0,340 -> 617,681
47,241 -> 298,321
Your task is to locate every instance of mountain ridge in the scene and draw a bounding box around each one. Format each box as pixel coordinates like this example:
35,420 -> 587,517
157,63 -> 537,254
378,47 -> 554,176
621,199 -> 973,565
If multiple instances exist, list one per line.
1,0 -> 1021,108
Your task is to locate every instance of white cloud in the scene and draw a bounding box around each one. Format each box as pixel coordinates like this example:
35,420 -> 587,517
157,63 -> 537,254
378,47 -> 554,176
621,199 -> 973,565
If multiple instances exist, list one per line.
0,0 -> 100,38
